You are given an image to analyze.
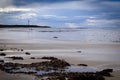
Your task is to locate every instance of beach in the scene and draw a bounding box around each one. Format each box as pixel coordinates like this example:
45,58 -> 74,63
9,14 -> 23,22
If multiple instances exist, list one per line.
0,28 -> 120,80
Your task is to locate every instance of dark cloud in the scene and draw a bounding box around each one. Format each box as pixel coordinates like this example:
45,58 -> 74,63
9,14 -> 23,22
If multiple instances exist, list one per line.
13,0 -> 80,6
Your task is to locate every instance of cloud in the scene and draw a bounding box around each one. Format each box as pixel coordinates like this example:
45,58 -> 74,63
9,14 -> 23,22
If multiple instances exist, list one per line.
45,1 -> 96,10
99,1 -> 120,12
1,0 -> 119,13
0,0 -> 32,13
24,0 -> 99,11
0,7 -> 32,12
101,1 -> 120,7
40,14 -> 68,19
86,18 -> 120,27
65,23 -> 79,28
15,12 -> 37,19
0,0 -> 13,8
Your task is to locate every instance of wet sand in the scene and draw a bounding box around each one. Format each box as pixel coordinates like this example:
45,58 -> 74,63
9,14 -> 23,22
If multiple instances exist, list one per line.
0,41 -> 120,80
0,70 -> 120,80
105,71 -> 120,80
0,70 -> 35,80
1,41 -> 120,64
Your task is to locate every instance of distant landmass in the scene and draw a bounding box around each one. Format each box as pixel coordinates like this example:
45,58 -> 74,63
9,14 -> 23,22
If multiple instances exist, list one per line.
0,25 -> 51,28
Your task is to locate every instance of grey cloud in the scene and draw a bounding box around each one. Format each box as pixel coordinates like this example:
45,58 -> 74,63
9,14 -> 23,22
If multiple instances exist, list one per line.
0,0 -> 13,8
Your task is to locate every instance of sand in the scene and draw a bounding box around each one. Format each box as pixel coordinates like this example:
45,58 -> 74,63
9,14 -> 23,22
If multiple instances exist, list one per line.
0,28 -> 120,80
105,71 -> 120,80
1,42 -> 120,64
0,70 -> 36,80
0,41 -> 120,80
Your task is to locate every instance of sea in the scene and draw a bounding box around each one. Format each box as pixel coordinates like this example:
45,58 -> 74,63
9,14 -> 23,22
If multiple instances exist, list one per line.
0,28 -> 120,43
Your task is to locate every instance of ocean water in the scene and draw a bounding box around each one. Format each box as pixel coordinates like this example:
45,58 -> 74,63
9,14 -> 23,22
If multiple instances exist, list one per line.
0,28 -> 120,43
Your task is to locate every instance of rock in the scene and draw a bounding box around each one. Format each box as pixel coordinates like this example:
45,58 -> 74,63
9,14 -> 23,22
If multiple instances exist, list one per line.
31,57 -> 70,68
0,60 -> 4,63
102,69 -> 113,73
41,56 -> 58,60
0,49 -> 4,51
6,56 -> 24,60
30,57 -> 35,59
77,51 -> 82,53
78,64 -> 88,66
49,59 -> 70,68
0,53 -> 6,56
25,52 -> 31,55
21,49 -> 24,51
0,56 -> 112,80
97,69 -> 113,77
53,36 -> 58,38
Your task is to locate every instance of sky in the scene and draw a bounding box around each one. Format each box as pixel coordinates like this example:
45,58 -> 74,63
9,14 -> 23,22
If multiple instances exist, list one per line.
0,0 -> 120,28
